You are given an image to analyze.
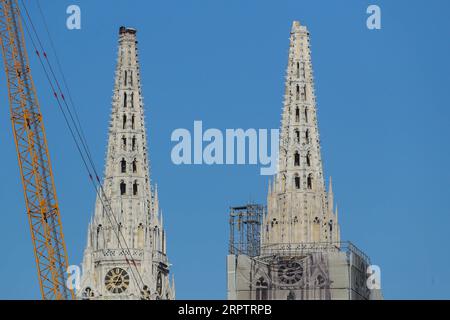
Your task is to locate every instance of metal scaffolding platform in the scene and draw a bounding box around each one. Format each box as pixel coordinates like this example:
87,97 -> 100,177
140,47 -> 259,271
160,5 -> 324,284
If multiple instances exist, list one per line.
229,204 -> 266,257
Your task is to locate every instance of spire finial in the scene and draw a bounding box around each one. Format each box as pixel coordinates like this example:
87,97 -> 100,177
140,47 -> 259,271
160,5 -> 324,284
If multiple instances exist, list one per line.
328,176 -> 333,194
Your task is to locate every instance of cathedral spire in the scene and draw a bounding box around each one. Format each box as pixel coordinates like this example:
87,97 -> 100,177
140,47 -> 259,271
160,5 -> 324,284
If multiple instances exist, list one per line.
264,21 -> 339,245
328,176 -> 334,212
78,26 -> 174,300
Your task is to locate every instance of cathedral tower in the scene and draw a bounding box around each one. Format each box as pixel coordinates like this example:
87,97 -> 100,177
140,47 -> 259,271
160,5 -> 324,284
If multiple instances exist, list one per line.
263,21 -> 340,245
78,27 -> 174,300
227,21 -> 381,300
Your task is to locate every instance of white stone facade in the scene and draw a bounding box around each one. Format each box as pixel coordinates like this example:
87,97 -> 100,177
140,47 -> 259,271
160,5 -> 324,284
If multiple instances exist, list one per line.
78,27 -> 174,300
227,21 -> 382,300
227,244 -> 375,300
263,21 -> 339,246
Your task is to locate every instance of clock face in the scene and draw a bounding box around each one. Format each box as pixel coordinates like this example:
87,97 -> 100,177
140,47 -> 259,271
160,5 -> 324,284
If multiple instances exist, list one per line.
105,267 -> 130,294
277,261 -> 303,285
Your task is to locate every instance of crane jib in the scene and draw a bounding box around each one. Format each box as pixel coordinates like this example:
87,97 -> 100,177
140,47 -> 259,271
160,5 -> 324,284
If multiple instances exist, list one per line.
0,0 -> 73,300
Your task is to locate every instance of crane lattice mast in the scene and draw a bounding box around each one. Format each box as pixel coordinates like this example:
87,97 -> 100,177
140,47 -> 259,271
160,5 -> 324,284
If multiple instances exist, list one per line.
0,0 -> 73,299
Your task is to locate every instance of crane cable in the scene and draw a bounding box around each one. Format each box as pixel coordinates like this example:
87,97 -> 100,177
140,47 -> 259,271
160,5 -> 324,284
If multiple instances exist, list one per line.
19,1 -> 149,295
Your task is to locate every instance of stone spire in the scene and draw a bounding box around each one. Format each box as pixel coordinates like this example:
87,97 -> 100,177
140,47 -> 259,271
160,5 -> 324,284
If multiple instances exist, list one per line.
78,27 -> 174,300
263,21 -> 340,245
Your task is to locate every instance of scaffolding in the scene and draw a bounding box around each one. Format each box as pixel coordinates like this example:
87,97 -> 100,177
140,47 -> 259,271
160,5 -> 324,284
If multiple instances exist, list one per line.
228,241 -> 375,300
229,204 -> 266,257
258,241 -> 371,265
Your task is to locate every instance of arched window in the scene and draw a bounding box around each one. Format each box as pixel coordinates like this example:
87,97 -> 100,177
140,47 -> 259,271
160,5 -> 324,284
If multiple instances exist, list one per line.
132,159 -> 137,173
296,62 -> 300,78
295,107 -> 300,122
133,180 -> 138,196
312,216 -> 320,241
120,181 -> 126,195
82,287 -> 94,300
121,158 -> 126,173
304,107 -> 308,123
294,152 -> 300,166
121,136 -> 127,150
130,71 -> 133,86
131,92 -> 134,108
307,174 -> 313,190
296,85 -> 300,101
301,85 -> 306,100
256,277 -> 268,300
156,272 -> 162,296
294,175 -> 300,189
122,114 -> 127,129
316,274 -> 326,287
306,152 -> 311,167
295,130 -> 300,143
131,115 -> 135,129
137,223 -> 144,248
141,285 -> 151,300
123,92 -> 127,108
271,218 -> 278,227
124,71 -> 127,86
132,136 -> 136,151
96,224 -> 103,250
305,129 -> 309,144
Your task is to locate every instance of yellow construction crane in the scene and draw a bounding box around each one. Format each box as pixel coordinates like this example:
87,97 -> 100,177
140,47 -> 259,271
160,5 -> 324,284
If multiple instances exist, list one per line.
0,0 -> 73,299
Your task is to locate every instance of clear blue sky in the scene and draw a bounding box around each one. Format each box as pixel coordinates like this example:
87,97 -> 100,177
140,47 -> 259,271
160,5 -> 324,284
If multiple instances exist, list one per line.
0,0 -> 449,299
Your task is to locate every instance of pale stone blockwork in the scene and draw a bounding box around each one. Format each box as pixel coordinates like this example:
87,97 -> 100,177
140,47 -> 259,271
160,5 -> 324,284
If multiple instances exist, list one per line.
227,21 -> 382,300
78,27 -> 174,300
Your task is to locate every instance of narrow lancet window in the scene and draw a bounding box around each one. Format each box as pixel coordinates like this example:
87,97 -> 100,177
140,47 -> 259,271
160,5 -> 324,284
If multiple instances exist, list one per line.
294,175 -> 300,189
122,114 -> 127,129
294,152 -> 300,166
295,130 -> 300,143
295,107 -> 300,122
121,136 -> 127,150
123,92 -> 127,108
124,71 -> 127,86
120,181 -> 126,195
121,158 -> 126,173
307,174 -> 313,190
131,115 -> 135,129
132,136 -> 136,151
301,85 -> 306,101
132,159 -> 137,173
133,181 -> 138,196
256,278 -> 268,300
